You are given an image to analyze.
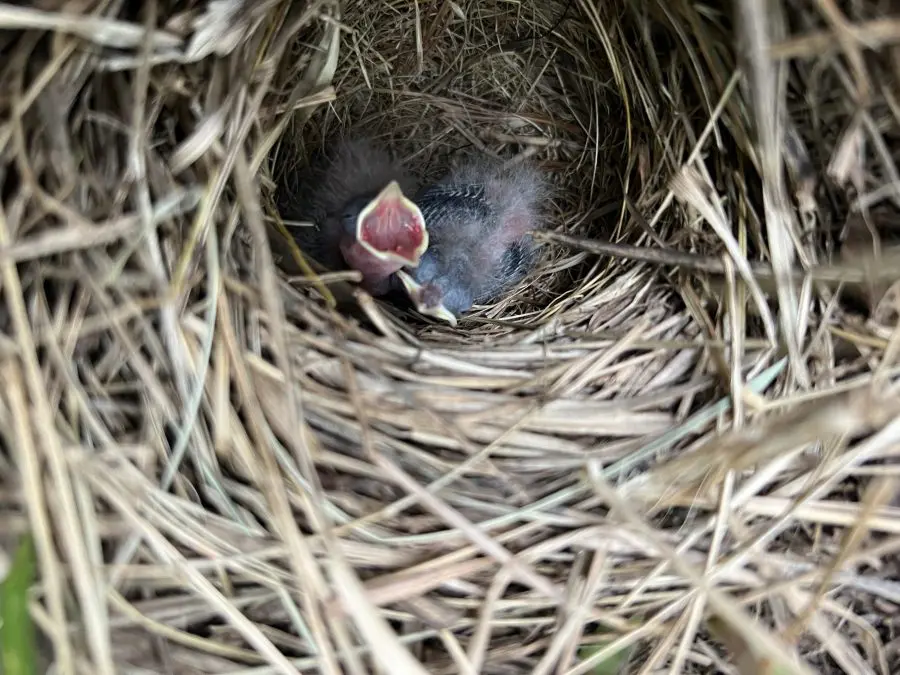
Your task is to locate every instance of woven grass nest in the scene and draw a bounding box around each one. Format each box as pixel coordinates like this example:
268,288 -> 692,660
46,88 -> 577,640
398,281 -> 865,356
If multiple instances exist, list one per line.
4,0 -> 900,673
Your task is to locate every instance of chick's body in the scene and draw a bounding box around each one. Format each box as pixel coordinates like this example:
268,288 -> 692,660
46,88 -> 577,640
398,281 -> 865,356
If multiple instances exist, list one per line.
399,158 -> 549,322
276,138 -> 421,294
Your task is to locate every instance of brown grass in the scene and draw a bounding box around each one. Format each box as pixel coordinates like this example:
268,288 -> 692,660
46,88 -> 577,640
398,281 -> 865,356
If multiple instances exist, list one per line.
2,0 -> 900,673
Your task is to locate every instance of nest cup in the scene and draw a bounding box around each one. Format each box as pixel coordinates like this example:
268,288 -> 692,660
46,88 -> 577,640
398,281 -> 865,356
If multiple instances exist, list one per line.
270,0 -> 633,335
4,0 -> 900,673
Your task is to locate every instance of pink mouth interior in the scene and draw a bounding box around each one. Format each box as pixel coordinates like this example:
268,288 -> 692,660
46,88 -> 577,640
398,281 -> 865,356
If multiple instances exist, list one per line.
360,199 -> 424,261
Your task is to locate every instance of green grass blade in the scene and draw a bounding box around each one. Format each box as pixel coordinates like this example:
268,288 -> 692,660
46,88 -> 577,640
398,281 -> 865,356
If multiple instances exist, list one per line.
0,535 -> 38,675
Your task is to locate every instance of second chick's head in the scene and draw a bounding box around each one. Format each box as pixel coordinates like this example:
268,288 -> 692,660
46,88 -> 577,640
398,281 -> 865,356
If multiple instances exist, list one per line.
396,248 -> 471,327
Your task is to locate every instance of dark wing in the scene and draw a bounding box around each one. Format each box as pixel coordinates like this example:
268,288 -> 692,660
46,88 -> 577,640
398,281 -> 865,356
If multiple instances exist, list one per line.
414,183 -> 492,241
471,236 -> 540,304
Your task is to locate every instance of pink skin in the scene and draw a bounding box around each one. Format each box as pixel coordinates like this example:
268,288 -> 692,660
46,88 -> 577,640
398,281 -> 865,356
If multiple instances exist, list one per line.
338,193 -> 426,295
339,239 -> 400,295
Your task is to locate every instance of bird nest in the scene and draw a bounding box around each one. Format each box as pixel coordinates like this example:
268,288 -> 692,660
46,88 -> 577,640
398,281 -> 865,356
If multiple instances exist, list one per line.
3,0 -> 900,673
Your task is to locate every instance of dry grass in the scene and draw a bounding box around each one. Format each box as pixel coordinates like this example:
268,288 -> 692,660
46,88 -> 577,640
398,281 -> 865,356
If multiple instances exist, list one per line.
2,0 -> 900,673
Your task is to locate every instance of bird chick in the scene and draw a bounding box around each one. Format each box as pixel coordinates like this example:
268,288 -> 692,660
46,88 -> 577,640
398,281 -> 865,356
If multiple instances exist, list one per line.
276,138 -> 427,295
395,157 -> 549,326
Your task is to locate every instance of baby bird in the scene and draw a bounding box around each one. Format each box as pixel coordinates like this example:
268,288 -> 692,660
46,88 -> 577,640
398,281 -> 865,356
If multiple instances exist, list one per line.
275,138 -> 427,295
395,157 -> 549,326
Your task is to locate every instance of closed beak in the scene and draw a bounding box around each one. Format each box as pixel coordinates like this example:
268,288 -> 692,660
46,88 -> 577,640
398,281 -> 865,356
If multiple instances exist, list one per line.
396,270 -> 458,327
355,181 -> 428,266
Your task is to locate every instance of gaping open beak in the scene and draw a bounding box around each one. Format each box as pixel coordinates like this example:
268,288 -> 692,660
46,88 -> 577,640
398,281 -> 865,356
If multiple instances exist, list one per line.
396,270 -> 458,327
355,181 -> 428,266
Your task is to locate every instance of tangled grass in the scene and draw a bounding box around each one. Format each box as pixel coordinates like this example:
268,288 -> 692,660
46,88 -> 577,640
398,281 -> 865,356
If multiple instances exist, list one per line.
2,0 -> 900,673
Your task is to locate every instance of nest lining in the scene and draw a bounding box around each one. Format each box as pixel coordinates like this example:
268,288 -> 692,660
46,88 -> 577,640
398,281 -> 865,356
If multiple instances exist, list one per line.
2,0 -> 900,674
